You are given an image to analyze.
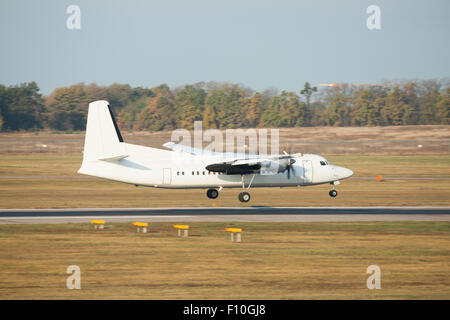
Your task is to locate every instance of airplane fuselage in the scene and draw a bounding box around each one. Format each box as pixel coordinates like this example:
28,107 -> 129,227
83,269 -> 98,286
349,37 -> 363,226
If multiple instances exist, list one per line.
79,143 -> 353,189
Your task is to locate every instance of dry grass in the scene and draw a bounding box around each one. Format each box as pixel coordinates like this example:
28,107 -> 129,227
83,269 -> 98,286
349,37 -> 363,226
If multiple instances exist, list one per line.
0,221 -> 448,299
1,125 -> 449,154
279,125 -> 450,141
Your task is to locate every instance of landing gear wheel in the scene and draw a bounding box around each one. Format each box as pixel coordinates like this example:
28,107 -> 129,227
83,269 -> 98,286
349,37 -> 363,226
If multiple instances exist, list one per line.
329,190 -> 338,197
238,192 -> 251,202
206,188 -> 219,199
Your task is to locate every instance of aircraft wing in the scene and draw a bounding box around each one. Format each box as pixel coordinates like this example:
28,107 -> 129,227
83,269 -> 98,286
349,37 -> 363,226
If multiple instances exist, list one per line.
163,142 -> 253,158
163,142 -> 216,156
205,159 -> 263,175
205,153 -> 302,175
163,142 -> 265,174
164,141 -> 302,175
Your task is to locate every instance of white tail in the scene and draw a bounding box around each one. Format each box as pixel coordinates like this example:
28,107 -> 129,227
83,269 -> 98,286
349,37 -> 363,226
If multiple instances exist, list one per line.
81,100 -> 128,161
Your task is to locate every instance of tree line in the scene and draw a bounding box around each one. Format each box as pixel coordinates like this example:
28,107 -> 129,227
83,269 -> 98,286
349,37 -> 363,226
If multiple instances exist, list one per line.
0,80 -> 448,132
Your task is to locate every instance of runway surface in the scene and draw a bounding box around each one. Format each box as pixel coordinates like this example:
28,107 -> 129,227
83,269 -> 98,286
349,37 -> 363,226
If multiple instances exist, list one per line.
0,207 -> 449,224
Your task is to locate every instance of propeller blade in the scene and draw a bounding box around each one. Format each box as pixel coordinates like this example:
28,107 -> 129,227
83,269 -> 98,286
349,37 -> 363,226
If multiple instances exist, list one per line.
286,158 -> 296,179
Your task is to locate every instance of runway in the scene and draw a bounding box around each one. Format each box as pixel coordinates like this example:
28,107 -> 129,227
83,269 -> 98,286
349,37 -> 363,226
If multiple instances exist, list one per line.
0,207 -> 449,224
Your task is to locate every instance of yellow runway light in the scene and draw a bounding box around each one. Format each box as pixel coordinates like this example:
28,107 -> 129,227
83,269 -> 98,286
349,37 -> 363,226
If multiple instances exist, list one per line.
132,222 -> 149,233
132,222 -> 148,227
225,228 -> 242,233
226,227 -> 242,242
173,225 -> 189,237
90,220 -> 105,229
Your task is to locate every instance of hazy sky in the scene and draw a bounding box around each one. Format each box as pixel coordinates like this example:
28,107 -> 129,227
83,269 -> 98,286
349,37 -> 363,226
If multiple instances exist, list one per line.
0,0 -> 449,94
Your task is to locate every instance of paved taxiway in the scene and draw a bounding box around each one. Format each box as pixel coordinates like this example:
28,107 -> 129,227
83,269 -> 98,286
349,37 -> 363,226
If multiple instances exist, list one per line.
0,207 -> 449,224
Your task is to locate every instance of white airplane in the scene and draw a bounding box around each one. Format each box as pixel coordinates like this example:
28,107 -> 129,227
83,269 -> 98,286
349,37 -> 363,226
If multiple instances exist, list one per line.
78,101 -> 353,202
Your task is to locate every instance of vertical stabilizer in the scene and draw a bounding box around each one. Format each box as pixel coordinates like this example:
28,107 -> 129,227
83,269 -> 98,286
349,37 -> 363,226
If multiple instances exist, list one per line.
81,100 -> 128,161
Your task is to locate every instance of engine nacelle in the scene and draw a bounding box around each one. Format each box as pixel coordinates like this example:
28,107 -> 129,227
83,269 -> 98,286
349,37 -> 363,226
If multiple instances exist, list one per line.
259,158 -> 292,174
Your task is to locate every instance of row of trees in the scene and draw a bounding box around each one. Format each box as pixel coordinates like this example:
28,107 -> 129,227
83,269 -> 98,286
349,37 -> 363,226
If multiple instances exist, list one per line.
0,80 -> 448,132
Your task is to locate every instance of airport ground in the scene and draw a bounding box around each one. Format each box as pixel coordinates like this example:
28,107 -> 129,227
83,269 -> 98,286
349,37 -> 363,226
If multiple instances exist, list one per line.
0,126 -> 449,299
0,221 -> 449,299
0,154 -> 449,299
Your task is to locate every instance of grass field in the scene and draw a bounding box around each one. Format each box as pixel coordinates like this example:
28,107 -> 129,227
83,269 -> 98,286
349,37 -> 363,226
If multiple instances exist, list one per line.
0,221 -> 449,299
1,125 -> 449,154
0,154 -> 449,208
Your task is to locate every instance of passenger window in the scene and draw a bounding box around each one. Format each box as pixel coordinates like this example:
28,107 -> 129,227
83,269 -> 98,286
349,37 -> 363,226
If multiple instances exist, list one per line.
203,171 -> 205,175
197,171 -> 199,175
182,172 -> 185,175
177,171 -> 179,175
192,171 -> 194,175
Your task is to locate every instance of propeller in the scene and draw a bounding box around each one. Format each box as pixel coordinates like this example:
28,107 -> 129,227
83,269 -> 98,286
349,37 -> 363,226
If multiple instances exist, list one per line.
282,150 -> 297,179
286,158 -> 296,179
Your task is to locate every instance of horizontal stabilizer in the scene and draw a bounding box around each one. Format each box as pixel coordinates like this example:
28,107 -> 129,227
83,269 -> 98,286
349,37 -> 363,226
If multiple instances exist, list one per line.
99,154 -> 129,162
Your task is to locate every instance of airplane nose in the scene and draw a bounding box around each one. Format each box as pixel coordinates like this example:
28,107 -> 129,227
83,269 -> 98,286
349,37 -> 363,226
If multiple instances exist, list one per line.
341,167 -> 353,179
346,168 -> 354,178
332,166 -> 353,180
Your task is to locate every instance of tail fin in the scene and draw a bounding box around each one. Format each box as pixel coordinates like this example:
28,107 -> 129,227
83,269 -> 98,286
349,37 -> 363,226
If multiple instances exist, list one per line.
81,100 -> 128,161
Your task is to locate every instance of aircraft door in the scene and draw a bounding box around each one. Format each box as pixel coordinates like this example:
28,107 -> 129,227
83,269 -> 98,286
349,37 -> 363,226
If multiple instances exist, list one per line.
162,168 -> 172,185
301,160 -> 313,184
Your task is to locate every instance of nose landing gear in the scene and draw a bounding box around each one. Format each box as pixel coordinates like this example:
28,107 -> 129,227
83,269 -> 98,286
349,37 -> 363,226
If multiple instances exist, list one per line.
329,181 -> 339,197
329,189 -> 338,197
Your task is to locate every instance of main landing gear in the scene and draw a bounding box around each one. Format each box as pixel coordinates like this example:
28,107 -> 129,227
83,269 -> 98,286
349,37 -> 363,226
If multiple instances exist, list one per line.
238,192 -> 251,202
238,174 -> 256,202
206,188 -> 219,199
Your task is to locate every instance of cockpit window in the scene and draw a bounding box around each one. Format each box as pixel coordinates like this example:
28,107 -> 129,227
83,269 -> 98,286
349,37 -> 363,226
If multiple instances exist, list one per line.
320,161 -> 326,166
